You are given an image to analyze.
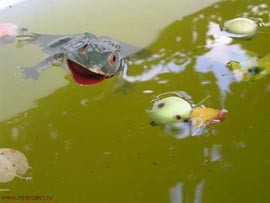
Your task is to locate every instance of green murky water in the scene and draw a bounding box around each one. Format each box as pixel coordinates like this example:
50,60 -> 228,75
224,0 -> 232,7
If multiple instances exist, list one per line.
0,0 -> 270,202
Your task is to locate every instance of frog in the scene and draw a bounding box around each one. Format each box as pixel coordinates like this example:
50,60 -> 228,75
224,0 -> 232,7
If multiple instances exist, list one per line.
16,31 -> 140,85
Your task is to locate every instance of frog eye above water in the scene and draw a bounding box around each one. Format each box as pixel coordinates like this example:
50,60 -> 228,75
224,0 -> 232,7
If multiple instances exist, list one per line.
108,53 -> 116,65
80,43 -> 89,54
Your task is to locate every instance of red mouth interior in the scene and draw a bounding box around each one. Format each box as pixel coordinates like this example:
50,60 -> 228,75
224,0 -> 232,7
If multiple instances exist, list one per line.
67,59 -> 107,85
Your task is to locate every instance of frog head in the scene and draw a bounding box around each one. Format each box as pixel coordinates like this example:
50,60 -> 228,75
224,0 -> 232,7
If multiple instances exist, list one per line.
65,34 -> 123,85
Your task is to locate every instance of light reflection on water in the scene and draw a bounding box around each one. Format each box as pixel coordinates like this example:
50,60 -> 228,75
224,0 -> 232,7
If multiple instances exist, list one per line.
204,144 -> 222,162
170,180 -> 205,203
169,144 -> 222,203
123,50 -> 191,82
125,16 -> 269,96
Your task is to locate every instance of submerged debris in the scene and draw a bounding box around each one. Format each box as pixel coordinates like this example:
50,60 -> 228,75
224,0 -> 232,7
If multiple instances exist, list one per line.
227,53 -> 270,82
0,148 -> 30,183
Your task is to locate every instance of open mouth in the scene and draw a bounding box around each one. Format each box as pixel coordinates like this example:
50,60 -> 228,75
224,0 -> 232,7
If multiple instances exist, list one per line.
67,59 -> 107,85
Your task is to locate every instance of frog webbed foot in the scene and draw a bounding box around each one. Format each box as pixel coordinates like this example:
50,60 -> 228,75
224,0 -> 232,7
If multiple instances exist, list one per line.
19,66 -> 40,80
17,57 -> 52,80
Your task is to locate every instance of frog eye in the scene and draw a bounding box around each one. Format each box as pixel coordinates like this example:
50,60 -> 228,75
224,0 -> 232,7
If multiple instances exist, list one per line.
80,43 -> 89,54
108,53 -> 116,65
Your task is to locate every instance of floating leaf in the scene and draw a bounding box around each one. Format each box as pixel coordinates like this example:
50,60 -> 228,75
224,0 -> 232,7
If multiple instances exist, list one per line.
0,148 -> 29,176
0,148 -> 30,183
0,155 -> 17,183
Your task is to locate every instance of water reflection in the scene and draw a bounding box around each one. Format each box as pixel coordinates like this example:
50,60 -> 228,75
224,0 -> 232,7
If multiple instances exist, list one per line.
123,50 -> 191,82
124,1 -> 269,97
204,144 -> 222,162
170,182 -> 183,203
169,143 -> 223,202
170,180 -> 205,203
165,123 -> 207,139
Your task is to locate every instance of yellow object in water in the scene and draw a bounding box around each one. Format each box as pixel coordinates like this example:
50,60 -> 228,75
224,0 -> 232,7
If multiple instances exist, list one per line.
191,107 -> 227,127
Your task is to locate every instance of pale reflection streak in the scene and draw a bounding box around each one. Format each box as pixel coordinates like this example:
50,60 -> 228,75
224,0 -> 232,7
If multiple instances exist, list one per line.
164,122 -> 205,140
170,180 -> 205,203
204,144 -> 222,162
195,22 -> 249,93
194,180 -> 205,203
122,51 -> 191,82
169,143 -> 221,202
170,182 -> 183,203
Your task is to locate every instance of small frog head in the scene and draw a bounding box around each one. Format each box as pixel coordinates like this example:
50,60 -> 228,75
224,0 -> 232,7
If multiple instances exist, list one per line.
65,33 -> 141,86
66,34 -> 122,85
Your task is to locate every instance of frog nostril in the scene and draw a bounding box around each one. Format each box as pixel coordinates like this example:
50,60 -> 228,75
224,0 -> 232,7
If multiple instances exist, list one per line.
80,43 -> 88,54
82,44 -> 88,49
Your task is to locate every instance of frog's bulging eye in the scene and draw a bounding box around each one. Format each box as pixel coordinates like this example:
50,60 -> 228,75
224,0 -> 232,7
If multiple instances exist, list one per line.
108,53 -> 116,65
80,43 -> 89,54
